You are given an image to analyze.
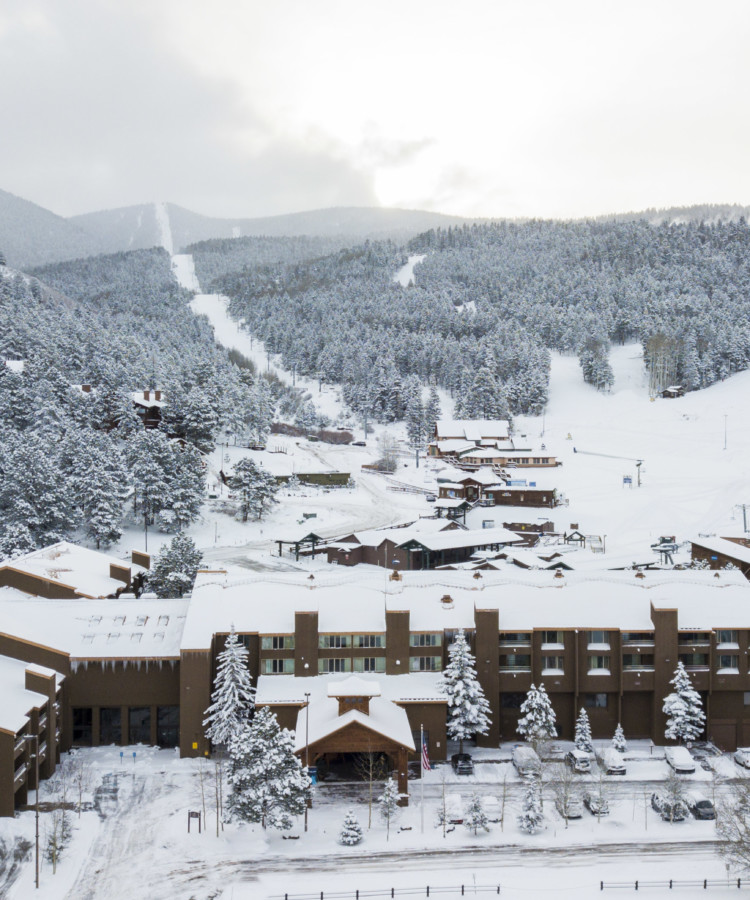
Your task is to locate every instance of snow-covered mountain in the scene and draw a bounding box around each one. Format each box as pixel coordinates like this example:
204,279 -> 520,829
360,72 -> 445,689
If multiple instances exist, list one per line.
0,188 -> 103,268
71,203 -> 477,254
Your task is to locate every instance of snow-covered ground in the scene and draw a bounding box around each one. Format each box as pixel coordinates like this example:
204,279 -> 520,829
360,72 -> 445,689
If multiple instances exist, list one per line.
2,742 -> 742,900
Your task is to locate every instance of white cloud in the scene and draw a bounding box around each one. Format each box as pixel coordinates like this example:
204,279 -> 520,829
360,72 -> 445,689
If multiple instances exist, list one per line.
1,0 -> 749,218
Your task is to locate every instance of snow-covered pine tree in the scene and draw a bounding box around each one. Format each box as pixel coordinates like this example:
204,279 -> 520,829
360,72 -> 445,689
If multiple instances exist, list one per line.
226,706 -> 309,830
464,793 -> 489,835
379,776 -> 401,841
228,457 -> 279,522
424,386 -> 441,439
574,708 -> 593,753
517,780 -> 544,834
442,629 -> 492,754
146,533 -> 203,598
663,661 -> 706,744
339,809 -> 363,845
612,723 -> 627,753
516,683 -> 557,752
203,625 -> 255,747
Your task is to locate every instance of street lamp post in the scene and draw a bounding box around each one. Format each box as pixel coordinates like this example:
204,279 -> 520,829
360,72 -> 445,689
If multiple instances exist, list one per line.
304,692 -> 311,832
24,734 -> 40,889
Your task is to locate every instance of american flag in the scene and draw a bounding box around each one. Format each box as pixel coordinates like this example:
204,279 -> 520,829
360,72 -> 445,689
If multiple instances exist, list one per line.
421,737 -> 431,771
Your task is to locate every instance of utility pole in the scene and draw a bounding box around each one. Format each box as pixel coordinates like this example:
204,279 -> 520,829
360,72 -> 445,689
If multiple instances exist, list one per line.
304,692 -> 311,832
736,504 -> 750,534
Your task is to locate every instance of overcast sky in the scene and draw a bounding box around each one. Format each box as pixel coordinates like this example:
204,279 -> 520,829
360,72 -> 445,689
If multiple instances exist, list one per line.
2,0 -> 749,220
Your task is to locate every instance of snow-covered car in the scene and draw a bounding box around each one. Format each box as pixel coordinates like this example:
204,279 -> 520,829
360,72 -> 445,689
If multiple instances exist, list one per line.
451,753 -> 474,775
442,793 -> 464,824
555,793 -> 583,819
734,747 -> 750,769
564,749 -> 591,773
651,792 -> 688,822
596,748 -> 626,775
686,792 -> 716,820
483,795 -> 503,823
512,745 -> 542,777
425,494 -> 437,502
583,791 -> 610,816
665,746 -> 696,774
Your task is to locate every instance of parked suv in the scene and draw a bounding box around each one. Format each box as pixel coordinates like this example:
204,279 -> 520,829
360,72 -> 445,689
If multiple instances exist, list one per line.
512,745 -> 542,777
686,792 -> 716,820
651,792 -> 688,822
564,749 -> 592,774
665,746 -> 696,774
555,794 -> 584,819
451,753 -> 474,775
583,791 -> 610,816
596,748 -> 626,775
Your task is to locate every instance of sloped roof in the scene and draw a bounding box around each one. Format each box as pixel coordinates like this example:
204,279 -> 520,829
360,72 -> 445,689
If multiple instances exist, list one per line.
436,419 -> 510,441
690,536 -> 750,566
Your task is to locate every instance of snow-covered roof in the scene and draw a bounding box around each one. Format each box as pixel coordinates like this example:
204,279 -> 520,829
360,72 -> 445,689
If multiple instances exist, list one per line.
0,654 -> 61,735
433,498 -> 472,509
293,696 -> 415,753
0,541 -> 145,599
328,676 -> 381,697
131,390 -> 166,408
256,672 -> 445,705
458,447 -> 506,459
399,526 -> 522,551
0,597 -> 189,660
436,419 -> 511,441
690,536 -> 750,566
185,568 -> 750,646
4,359 -> 25,374
429,439 -> 476,454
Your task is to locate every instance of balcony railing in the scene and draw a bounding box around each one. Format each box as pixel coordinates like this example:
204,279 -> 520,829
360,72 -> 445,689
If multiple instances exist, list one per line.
499,665 -> 532,673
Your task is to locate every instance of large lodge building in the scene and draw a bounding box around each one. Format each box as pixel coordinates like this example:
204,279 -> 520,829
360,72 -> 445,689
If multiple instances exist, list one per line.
4,562 -> 750,813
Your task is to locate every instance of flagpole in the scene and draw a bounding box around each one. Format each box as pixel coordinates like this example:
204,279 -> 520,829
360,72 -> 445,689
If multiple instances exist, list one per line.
420,723 -> 425,834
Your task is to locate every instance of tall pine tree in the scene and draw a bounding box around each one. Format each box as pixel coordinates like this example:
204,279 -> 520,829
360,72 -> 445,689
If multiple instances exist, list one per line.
203,625 -> 255,747
442,629 -> 492,754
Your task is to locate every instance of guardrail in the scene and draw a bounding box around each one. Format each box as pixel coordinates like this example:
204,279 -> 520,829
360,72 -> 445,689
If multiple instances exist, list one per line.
273,887 -> 502,899
601,879 -> 746,890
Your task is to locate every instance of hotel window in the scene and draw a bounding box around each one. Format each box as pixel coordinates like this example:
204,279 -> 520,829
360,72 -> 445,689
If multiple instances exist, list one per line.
622,653 -> 654,670
319,634 -> 350,649
541,631 -> 564,649
679,653 -> 709,669
499,654 -> 531,672
678,632 -> 711,645
410,656 -> 442,672
318,658 -> 351,673
499,632 -> 531,646
261,635 -> 295,651
410,633 -> 442,647
355,634 -> 385,649
717,654 -> 740,672
353,657 -> 386,673
717,630 -> 739,648
541,655 -> 564,674
263,658 -> 295,675
622,632 -> 654,645
588,655 -> 611,674
583,693 -> 608,709
588,631 -> 610,650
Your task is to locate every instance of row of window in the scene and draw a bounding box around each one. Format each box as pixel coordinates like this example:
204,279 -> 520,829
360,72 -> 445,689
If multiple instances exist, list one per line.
259,633 -> 443,651
501,692 -> 609,710
262,656 -> 443,674
499,654 -> 612,673
71,706 -> 179,748
498,631 -> 742,647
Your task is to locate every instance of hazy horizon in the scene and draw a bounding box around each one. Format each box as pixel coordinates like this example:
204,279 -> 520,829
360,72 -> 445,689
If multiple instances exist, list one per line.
2,0 -> 750,221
